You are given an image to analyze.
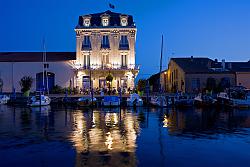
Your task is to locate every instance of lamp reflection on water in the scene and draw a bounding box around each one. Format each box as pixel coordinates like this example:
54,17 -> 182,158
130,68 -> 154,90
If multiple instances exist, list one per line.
105,132 -> 113,150
105,113 -> 119,126
163,114 -> 169,128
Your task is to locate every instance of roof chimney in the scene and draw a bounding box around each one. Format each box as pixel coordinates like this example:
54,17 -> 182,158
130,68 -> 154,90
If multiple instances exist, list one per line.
222,59 -> 226,70
191,56 -> 194,61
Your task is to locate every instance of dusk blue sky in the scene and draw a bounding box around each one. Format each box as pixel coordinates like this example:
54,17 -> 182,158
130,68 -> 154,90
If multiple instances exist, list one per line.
1,0 -> 250,78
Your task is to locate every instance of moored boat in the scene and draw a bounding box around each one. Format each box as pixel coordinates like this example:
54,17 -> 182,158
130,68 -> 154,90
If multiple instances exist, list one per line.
194,93 -> 217,107
102,96 -> 120,107
229,95 -> 250,109
127,93 -> 143,107
150,95 -> 170,107
77,97 -> 97,107
28,94 -> 51,107
217,92 -> 230,106
175,94 -> 194,107
0,95 -> 10,105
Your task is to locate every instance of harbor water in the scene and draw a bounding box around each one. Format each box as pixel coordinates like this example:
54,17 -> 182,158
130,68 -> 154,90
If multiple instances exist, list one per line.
0,105 -> 250,167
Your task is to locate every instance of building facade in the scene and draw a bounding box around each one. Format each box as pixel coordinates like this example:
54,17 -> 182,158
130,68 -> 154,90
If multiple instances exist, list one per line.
164,57 -> 236,93
71,10 -> 139,91
228,61 -> 250,89
0,52 -> 75,92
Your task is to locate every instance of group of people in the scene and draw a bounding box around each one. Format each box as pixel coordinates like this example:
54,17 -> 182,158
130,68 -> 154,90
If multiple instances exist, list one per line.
80,87 -> 133,95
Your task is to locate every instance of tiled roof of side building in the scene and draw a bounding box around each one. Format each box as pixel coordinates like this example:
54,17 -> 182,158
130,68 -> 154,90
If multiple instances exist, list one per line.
171,57 -> 236,74
227,61 -> 250,72
76,10 -> 135,28
0,52 -> 76,62
171,57 -> 214,73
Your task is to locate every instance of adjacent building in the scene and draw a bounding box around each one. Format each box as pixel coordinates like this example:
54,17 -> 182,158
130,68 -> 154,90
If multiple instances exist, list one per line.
228,61 -> 250,89
161,57 -> 250,93
166,57 -> 236,93
72,10 -> 139,91
0,52 -> 75,92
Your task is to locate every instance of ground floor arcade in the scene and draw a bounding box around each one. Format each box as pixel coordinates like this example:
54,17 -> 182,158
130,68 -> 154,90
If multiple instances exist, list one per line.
74,69 -> 139,92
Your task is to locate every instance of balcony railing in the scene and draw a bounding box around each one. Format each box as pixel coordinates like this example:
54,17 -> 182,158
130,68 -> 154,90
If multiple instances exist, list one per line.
73,63 -> 140,70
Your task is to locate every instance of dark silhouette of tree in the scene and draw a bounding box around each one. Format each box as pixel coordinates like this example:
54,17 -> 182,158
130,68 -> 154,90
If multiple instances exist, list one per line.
206,77 -> 216,92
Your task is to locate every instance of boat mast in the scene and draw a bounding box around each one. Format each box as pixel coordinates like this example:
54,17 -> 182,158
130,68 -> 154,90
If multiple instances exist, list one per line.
159,35 -> 164,93
42,38 -> 45,94
42,38 -> 49,95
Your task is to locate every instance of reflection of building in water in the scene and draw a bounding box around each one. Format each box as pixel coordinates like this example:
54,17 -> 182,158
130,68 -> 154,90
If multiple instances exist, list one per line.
69,109 -> 140,167
166,108 -> 250,137
167,110 -> 186,134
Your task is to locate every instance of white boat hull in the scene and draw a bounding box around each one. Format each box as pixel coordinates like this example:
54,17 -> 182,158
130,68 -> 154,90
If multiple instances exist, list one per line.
28,95 -> 51,107
29,101 -> 50,107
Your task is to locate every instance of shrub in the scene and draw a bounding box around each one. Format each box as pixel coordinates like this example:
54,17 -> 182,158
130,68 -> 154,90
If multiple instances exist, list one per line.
19,76 -> 33,93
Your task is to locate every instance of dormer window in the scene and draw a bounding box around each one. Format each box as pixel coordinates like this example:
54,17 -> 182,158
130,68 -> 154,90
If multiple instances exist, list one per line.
82,16 -> 91,27
120,15 -> 128,26
101,14 -> 110,27
102,18 -> 109,26
84,19 -> 90,27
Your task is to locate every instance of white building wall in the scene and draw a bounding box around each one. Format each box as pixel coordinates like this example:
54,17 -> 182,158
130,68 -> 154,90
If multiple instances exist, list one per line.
0,62 -> 74,92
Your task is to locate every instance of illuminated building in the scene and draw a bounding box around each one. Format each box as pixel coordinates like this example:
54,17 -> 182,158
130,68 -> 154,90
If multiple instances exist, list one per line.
71,10 -> 139,91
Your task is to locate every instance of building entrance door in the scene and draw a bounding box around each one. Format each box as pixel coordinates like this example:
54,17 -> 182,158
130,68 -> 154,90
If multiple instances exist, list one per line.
36,72 -> 55,91
121,78 -> 127,90
99,79 -> 106,88
82,76 -> 90,90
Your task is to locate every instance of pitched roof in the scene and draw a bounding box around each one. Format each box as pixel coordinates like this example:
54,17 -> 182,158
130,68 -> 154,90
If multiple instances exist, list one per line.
227,61 -> 250,72
0,52 -> 76,62
76,10 -> 135,28
171,57 -> 214,73
171,57 -> 250,73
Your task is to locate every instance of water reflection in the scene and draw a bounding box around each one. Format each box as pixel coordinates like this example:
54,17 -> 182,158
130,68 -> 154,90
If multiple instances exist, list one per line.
0,106 -> 250,167
70,108 -> 140,167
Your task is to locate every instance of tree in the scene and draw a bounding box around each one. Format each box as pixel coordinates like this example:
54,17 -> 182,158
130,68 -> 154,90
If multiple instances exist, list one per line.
106,72 -> 113,94
106,73 -> 113,83
218,77 -> 230,92
19,76 -> 33,96
206,77 -> 216,92
137,79 -> 147,92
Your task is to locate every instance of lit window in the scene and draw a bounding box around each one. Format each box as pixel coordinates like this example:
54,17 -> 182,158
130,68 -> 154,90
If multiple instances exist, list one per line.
82,36 -> 91,50
119,35 -> 129,50
121,55 -> 127,67
102,18 -> 109,26
121,18 -> 128,26
84,19 -> 90,27
101,35 -> 110,48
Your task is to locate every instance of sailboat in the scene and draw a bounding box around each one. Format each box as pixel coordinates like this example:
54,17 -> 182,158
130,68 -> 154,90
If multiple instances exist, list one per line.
28,39 -> 51,107
150,35 -> 169,107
